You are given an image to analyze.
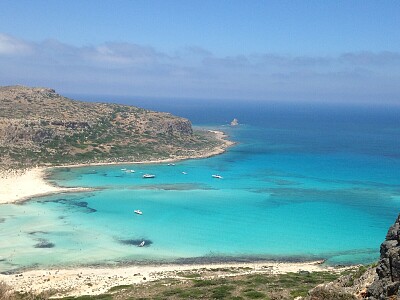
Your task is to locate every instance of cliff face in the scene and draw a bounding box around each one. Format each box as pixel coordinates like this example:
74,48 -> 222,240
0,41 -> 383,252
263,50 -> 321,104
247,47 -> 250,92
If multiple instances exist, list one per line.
366,214 -> 400,299
0,85 -> 220,168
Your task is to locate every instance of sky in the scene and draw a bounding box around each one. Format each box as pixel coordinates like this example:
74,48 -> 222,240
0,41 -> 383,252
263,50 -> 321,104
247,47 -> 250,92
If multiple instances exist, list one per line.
0,0 -> 399,104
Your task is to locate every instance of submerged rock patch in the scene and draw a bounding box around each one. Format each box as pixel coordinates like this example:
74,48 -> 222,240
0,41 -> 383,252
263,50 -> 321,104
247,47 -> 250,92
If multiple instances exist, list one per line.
40,197 -> 97,213
118,239 -> 153,247
34,239 -> 55,248
28,231 -> 48,235
130,183 -> 215,191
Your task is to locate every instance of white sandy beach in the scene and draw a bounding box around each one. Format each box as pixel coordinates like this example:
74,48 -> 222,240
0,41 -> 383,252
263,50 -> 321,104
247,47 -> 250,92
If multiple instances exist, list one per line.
0,168 -> 92,205
0,261 -> 352,297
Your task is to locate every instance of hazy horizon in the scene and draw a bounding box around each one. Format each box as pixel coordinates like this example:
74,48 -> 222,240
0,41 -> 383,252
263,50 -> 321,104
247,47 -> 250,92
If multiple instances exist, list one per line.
1,1 -> 399,105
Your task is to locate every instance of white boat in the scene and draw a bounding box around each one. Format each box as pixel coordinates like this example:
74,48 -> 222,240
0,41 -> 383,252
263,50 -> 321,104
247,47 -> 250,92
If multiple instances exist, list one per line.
143,174 -> 155,178
134,210 -> 142,215
121,168 -> 127,171
182,172 -> 187,175
125,169 -> 135,173
212,174 -> 223,179
138,240 -> 145,247
167,163 -> 175,166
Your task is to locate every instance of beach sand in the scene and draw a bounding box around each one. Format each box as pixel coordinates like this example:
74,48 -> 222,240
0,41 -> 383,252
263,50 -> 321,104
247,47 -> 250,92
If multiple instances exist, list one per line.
0,260 -> 351,297
0,168 -> 92,205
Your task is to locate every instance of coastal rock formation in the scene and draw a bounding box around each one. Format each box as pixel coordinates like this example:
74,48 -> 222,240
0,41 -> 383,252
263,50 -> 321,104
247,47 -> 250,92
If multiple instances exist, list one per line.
303,267 -> 375,300
365,214 -> 400,299
0,85 -> 226,168
302,215 -> 400,300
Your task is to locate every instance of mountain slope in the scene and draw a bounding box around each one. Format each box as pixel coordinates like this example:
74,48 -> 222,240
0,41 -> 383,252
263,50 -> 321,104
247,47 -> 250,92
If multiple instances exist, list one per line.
0,86 -> 227,168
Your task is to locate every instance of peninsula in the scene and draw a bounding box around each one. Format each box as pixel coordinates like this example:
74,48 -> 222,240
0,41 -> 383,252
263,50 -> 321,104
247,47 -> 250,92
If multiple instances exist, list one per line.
0,85 -> 233,203
0,85 -> 232,170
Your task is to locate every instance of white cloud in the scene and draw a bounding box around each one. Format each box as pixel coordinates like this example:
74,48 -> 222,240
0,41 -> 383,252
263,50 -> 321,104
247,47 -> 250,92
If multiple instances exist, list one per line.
0,33 -> 399,104
0,33 -> 32,55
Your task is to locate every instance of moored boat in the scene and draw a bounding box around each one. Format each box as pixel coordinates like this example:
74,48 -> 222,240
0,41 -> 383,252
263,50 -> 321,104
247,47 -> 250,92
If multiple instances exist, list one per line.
143,174 -> 155,178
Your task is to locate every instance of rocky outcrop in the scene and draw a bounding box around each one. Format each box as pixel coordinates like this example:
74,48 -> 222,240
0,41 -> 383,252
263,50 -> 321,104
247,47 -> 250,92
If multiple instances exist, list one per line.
152,118 -> 193,136
302,266 -> 376,300
365,214 -> 400,299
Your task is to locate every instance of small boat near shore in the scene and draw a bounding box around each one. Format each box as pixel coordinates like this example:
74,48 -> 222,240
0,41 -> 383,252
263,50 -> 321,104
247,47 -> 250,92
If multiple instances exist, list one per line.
212,174 -> 223,179
134,210 -> 142,215
138,240 -> 145,247
143,174 -> 155,179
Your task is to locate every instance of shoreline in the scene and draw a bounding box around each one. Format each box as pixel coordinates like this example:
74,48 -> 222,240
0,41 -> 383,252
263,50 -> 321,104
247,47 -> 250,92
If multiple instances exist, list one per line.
0,129 -> 233,204
0,167 -> 93,205
0,260 -> 355,297
55,129 -> 235,169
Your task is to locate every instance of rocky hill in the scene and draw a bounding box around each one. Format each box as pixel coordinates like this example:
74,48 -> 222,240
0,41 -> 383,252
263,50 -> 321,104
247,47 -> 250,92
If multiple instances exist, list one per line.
0,85 -> 227,168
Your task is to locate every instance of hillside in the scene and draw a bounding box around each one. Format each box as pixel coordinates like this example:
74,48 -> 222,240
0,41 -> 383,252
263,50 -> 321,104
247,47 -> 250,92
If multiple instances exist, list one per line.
0,86 -> 228,168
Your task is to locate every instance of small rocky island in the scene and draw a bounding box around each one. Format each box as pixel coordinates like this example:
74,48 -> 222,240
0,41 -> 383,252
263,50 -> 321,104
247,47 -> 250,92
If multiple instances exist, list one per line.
0,85 -> 230,169
230,118 -> 239,126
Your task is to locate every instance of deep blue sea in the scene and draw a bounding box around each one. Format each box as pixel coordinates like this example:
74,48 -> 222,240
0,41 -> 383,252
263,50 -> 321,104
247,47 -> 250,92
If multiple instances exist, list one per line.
1,98 -> 399,272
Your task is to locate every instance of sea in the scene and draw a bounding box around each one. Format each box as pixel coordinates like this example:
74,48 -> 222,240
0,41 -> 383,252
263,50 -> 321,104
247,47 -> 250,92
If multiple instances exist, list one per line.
1,97 -> 399,273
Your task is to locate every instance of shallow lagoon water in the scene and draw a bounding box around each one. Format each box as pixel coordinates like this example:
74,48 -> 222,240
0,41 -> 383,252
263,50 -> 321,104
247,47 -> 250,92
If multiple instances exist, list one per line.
1,102 -> 399,272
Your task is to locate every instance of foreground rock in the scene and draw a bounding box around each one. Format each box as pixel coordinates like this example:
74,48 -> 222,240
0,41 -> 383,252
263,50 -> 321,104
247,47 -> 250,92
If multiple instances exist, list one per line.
301,214 -> 400,300
365,214 -> 400,299
303,267 -> 375,299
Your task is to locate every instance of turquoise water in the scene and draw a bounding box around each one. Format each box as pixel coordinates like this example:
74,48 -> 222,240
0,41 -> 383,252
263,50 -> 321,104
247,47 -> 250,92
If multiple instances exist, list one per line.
1,102 -> 399,272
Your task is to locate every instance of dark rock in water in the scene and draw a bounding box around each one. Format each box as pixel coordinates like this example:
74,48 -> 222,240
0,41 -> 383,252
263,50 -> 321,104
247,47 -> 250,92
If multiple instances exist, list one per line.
43,198 -> 97,213
366,214 -> 400,299
75,201 -> 89,207
28,230 -> 48,235
118,239 -> 153,247
34,239 -> 55,248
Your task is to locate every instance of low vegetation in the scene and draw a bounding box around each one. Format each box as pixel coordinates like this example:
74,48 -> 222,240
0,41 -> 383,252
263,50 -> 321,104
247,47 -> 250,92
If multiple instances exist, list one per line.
0,266 -> 370,300
0,86 -> 225,169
